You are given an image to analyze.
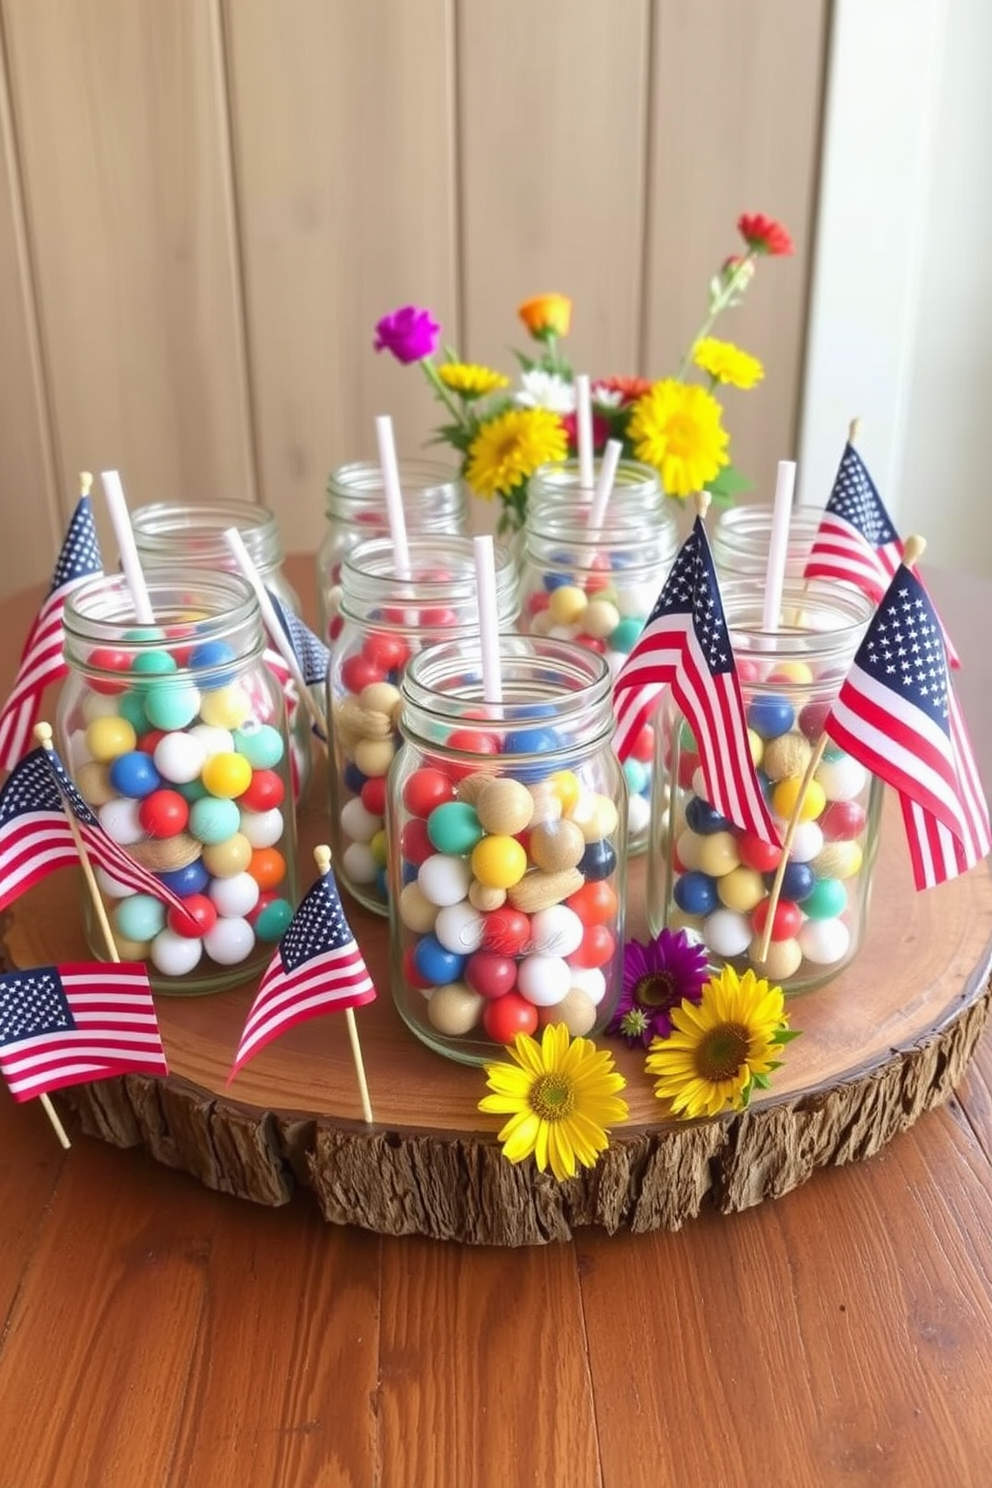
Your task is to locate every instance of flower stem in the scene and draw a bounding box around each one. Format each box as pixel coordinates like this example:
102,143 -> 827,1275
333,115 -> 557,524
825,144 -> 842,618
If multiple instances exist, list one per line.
420,357 -> 471,427
676,251 -> 757,380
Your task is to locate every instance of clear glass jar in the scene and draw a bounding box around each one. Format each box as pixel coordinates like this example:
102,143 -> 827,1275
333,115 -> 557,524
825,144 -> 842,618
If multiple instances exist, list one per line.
317,460 -> 467,644
389,637 -> 627,1065
58,569 -> 298,995
647,583 -> 881,994
528,456 -> 662,508
710,504 -> 824,581
328,534 -> 518,916
131,501 -> 313,800
518,501 -> 679,853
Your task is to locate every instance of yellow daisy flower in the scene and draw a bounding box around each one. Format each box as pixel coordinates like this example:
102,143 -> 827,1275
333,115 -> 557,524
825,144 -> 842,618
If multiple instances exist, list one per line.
465,407 -> 567,501
436,362 -> 510,399
692,337 -> 765,390
626,379 -> 730,498
479,1023 -> 629,1182
645,965 -> 794,1119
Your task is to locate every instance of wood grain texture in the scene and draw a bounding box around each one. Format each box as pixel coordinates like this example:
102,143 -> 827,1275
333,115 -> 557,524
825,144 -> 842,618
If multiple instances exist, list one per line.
224,0 -> 460,557
1,0 -> 256,562
645,0 -> 830,498
0,1090 -> 65,1329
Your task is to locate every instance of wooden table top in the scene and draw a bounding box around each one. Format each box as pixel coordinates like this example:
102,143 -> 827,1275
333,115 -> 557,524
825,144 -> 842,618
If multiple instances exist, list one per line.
2,557 -> 992,1488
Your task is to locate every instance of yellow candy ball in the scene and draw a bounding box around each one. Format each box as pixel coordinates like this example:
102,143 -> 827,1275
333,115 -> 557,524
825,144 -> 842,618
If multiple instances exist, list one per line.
695,830 -> 741,877
85,715 -> 137,763
811,840 -> 863,880
769,660 -> 814,685
549,770 -> 582,815
198,684 -> 252,730
675,830 -> 703,871
772,776 -> 826,822
747,728 -> 764,767
202,751 -> 253,799
748,935 -> 803,980
717,866 -> 767,913
370,828 -> 388,867
470,834 -> 528,890
547,585 -> 588,626
202,831 -> 253,877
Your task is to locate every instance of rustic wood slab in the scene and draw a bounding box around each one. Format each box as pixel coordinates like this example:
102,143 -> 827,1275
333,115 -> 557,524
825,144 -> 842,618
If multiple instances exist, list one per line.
4,779 -> 991,1247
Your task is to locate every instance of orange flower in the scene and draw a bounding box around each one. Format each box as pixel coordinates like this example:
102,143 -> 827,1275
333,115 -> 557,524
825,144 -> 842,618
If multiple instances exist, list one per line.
593,375 -> 653,406
517,293 -> 572,341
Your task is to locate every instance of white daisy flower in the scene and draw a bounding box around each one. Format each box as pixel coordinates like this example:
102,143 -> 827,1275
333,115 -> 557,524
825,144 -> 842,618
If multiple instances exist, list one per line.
514,369 -> 576,415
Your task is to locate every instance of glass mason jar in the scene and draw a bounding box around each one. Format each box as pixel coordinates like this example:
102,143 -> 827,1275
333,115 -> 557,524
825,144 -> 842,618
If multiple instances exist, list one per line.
389,637 -> 628,1065
647,583 -> 881,994
131,501 -> 313,801
528,456 -> 662,509
317,460 -> 467,645
710,504 -> 825,582
518,500 -> 679,852
58,569 -> 298,995
328,534 -> 518,916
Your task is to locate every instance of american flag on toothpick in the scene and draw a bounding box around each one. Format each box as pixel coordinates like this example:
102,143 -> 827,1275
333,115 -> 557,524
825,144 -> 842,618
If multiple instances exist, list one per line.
0,960 -> 168,1102
0,740 -> 189,917
266,590 -> 331,690
229,848 -> 375,1118
824,559 -> 990,890
0,486 -> 103,770
612,513 -> 780,846
803,433 -> 960,668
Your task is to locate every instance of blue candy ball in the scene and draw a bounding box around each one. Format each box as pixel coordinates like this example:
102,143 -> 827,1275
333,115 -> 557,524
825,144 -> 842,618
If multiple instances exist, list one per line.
579,838 -> 617,882
155,860 -> 210,897
685,794 -> 733,835
413,934 -> 467,985
747,694 -> 795,740
109,750 -> 162,799
768,860 -> 817,903
343,761 -> 368,795
673,870 -> 719,915
189,639 -> 237,690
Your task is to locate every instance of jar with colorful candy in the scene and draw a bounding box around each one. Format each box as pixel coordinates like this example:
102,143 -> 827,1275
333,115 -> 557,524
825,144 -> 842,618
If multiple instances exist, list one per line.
517,494 -> 679,851
528,456 -> 662,510
710,504 -> 824,582
131,501 -> 313,801
58,570 -> 298,994
647,583 -> 881,993
317,460 -> 467,645
389,637 -> 627,1064
328,534 -> 518,915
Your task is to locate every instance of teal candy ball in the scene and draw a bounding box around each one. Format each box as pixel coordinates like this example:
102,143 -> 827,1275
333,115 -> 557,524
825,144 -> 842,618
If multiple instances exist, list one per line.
117,689 -> 150,733
189,795 -> 241,844
609,617 -> 643,654
427,801 -> 484,855
254,898 -> 294,941
144,683 -> 201,730
233,722 -> 285,769
114,893 -> 167,941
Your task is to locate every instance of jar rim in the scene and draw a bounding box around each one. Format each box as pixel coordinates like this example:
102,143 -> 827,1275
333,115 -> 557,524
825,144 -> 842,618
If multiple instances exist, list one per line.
339,535 -> 518,631
719,578 -> 874,657
326,459 -> 463,505
131,502 -> 283,570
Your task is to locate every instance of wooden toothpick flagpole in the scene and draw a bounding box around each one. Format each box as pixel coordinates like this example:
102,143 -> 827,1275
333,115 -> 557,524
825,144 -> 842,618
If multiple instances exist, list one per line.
312,844 -> 374,1125
753,534 -> 928,967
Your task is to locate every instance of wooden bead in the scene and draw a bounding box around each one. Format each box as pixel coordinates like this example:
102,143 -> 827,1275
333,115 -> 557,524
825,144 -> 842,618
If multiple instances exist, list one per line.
457,771 -> 494,806
537,987 -> 598,1037
529,818 -> 586,872
508,867 -> 585,915
354,737 -> 396,777
748,935 -> 803,981
127,832 -> 202,871
761,731 -> 813,783
476,778 -> 534,837
468,880 -> 506,912
359,681 -> 402,717
527,781 -> 563,824
76,760 -> 116,806
333,697 -> 394,744
426,982 -> 484,1035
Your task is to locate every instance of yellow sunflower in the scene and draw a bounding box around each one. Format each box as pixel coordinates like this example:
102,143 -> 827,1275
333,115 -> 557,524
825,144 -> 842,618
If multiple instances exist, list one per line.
626,379 -> 730,498
479,1023 -> 629,1182
465,407 -> 567,501
692,337 -> 765,391
436,362 -> 510,399
645,965 -> 795,1119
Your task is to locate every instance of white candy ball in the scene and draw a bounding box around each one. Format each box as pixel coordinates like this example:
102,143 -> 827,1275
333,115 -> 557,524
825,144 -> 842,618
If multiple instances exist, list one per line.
418,853 -> 474,908
188,724 -> 235,760
96,866 -> 134,899
789,820 -> 824,864
548,624 -> 580,641
342,842 -> 378,885
704,908 -> 752,957
340,797 -> 382,844
209,871 -> 261,917
815,755 -> 869,802
798,917 -> 851,965
529,905 -> 584,959
239,807 -> 285,848
81,691 -> 123,724
616,584 -> 656,618
434,901 -> 484,954
153,730 -> 207,784
567,966 -> 607,1005
627,794 -> 652,837
151,929 -> 204,977
98,797 -> 143,845
517,954 -> 572,1006
204,916 -> 256,966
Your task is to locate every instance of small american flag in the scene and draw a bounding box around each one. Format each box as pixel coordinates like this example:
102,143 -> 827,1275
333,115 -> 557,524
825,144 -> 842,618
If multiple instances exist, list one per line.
612,515 -> 780,846
0,746 -> 189,917
804,440 -> 960,668
0,496 -> 103,769
230,861 -> 375,1079
824,563 -> 990,890
267,590 -> 330,689
0,960 -> 168,1102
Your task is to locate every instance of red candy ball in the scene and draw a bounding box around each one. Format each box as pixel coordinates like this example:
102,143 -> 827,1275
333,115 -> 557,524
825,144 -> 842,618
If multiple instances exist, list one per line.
570,924 -> 616,969
87,647 -> 131,695
138,789 -> 189,838
362,631 -> 410,672
465,952 -> 518,1000
483,991 -> 538,1043
799,700 -> 832,742
168,893 -> 218,939
481,906 -> 530,957
575,633 -> 607,655
677,750 -> 699,790
136,729 -> 167,757
360,776 -> 388,817
402,945 -> 434,991
403,767 -> 455,818
820,799 -> 867,841
629,724 -> 655,763
340,654 -> 385,694
739,833 -> 782,873
526,591 -> 550,616
751,898 -> 802,941
400,817 -> 434,867
566,880 -> 618,926
443,729 -> 500,781
239,768 -> 285,812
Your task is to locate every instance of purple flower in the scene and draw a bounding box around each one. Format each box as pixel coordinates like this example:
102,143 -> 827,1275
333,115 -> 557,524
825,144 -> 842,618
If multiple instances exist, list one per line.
374,306 -> 441,364
609,929 -> 709,1047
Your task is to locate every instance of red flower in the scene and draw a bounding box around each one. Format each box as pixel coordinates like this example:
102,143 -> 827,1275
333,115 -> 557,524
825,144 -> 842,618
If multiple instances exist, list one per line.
562,409 -> 612,454
592,376 -> 653,406
737,212 -> 794,257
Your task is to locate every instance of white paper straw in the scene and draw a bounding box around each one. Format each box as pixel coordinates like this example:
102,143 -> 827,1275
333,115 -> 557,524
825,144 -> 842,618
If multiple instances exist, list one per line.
473,536 -> 503,705
574,374 -> 594,493
587,439 -> 623,533
374,414 -> 411,578
100,469 -> 155,625
762,459 -> 797,632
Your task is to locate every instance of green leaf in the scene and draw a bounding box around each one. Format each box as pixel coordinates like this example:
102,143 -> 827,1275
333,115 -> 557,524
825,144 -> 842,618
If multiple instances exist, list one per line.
771,1027 -> 802,1045
705,463 -> 753,503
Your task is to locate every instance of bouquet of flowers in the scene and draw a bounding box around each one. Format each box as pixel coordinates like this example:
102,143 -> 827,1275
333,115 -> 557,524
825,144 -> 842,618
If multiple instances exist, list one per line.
373,212 -> 793,536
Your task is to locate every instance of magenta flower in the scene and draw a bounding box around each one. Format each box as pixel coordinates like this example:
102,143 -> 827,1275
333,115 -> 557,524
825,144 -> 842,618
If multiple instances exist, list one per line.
609,929 -> 709,1047
374,305 -> 441,364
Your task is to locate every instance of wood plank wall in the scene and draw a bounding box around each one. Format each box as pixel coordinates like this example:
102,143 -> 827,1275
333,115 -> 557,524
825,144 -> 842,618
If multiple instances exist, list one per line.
0,0 -> 827,596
